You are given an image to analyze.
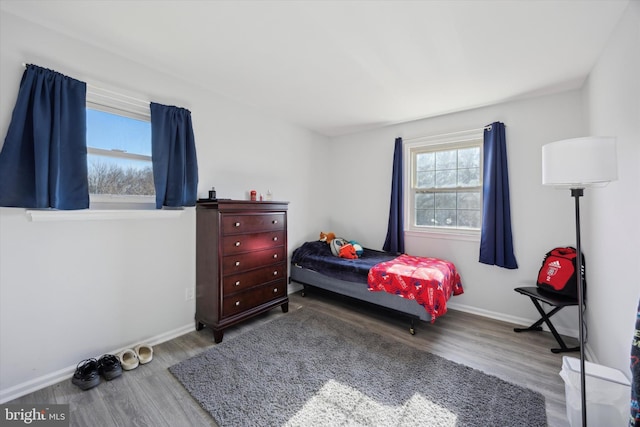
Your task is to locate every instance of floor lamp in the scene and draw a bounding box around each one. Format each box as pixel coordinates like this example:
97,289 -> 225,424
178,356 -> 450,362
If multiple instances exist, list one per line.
542,136 -> 618,427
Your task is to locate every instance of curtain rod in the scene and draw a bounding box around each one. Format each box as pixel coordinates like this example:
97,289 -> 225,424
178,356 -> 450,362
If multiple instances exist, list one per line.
21,63 -> 151,107
403,125 -> 500,143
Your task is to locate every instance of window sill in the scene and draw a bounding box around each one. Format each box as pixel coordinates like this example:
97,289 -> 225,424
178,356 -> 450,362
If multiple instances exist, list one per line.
405,229 -> 480,242
26,209 -> 185,222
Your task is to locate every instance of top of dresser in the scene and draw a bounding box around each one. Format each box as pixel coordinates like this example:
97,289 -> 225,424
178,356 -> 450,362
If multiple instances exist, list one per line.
196,200 -> 289,211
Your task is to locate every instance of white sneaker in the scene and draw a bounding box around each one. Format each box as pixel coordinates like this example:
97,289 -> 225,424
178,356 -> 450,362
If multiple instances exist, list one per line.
135,344 -> 153,364
118,349 -> 139,370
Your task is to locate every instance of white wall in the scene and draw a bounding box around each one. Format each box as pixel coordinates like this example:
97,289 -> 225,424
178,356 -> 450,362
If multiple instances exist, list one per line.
0,11 -> 329,401
582,1 -> 640,376
328,90 -> 586,333
327,1 -> 640,379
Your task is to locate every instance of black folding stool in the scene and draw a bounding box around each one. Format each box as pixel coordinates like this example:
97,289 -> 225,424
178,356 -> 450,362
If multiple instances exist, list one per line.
513,286 -> 580,353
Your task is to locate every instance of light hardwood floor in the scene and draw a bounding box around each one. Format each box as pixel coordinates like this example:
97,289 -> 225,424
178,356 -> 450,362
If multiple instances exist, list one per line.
9,290 -> 573,426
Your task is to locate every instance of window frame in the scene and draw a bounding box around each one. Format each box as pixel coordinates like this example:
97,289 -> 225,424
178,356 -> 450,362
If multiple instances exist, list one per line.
85,87 -> 155,210
404,129 -> 484,239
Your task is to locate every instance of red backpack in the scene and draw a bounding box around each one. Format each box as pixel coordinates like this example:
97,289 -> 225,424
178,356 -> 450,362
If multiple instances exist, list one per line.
536,247 -> 586,300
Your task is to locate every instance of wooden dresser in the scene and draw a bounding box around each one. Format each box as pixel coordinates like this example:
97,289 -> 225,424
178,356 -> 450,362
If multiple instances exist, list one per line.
195,200 -> 289,343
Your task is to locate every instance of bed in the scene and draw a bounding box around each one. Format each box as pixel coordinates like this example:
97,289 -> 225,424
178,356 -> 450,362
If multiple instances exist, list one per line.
289,240 -> 463,333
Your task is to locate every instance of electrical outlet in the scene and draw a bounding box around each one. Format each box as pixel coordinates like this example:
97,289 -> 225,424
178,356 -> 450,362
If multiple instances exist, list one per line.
185,287 -> 195,301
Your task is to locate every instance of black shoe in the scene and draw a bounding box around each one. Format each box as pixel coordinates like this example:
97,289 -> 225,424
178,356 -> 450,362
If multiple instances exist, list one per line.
71,358 -> 100,390
98,354 -> 122,380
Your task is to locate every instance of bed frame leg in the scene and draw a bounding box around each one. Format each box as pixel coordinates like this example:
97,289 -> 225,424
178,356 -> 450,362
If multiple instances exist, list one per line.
409,318 -> 416,335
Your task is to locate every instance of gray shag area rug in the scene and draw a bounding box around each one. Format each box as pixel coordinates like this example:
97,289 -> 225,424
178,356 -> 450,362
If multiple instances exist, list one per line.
170,307 -> 547,427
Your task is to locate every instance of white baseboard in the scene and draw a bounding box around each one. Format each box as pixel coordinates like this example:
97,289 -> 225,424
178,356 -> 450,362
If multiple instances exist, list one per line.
0,323 -> 195,404
447,301 -> 580,340
447,301 -> 597,363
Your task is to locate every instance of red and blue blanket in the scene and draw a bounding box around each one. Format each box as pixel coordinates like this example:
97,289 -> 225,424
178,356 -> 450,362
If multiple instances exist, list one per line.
368,254 -> 463,322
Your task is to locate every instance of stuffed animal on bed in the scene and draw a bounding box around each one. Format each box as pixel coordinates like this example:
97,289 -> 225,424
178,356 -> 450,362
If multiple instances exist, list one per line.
319,231 -> 336,244
349,240 -> 364,257
330,238 -> 359,259
339,243 -> 358,259
330,238 -> 345,256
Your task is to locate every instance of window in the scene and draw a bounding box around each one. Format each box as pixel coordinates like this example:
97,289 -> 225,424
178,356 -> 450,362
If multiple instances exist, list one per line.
86,87 -> 154,209
406,131 -> 483,233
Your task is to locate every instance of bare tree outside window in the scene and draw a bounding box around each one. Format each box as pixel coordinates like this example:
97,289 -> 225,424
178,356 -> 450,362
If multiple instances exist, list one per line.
86,107 -> 154,201
411,141 -> 482,231
88,161 -> 154,196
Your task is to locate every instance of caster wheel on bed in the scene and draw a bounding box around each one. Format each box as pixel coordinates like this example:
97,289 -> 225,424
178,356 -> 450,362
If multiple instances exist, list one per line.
409,318 -> 416,335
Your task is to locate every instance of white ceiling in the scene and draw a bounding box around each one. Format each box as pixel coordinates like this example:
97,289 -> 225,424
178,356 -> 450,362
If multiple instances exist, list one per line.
0,0 -> 630,137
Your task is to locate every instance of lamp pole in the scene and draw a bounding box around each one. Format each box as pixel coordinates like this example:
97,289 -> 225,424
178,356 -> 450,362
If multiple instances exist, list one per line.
571,187 -> 587,427
543,136 -> 617,427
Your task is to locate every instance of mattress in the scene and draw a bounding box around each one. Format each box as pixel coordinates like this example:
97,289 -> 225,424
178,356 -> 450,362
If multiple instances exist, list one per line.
291,240 -> 395,283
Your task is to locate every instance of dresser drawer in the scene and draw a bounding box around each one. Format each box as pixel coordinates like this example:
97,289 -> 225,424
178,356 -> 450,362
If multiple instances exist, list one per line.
221,213 -> 285,235
222,262 -> 287,294
222,280 -> 287,318
222,246 -> 285,274
222,230 -> 285,255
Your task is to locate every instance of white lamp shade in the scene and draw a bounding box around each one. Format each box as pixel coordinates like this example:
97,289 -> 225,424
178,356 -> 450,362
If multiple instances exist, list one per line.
542,136 -> 618,187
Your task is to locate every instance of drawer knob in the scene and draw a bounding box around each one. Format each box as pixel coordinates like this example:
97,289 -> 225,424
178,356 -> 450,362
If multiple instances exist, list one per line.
235,241 -> 241,247
273,288 -> 278,293
272,237 -> 278,241
235,261 -> 240,266
235,301 -> 240,306
273,254 -> 278,259
272,220 -> 278,224
235,281 -> 240,286
273,271 -> 278,276
234,222 -> 240,227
